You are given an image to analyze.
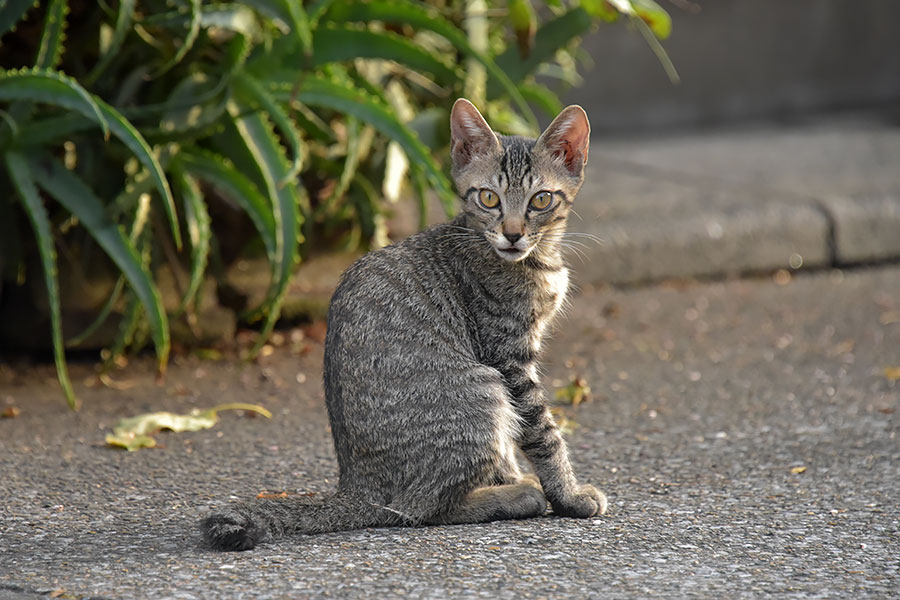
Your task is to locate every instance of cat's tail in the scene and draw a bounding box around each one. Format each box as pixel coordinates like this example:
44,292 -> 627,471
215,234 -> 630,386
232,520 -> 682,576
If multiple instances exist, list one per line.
201,492 -> 401,551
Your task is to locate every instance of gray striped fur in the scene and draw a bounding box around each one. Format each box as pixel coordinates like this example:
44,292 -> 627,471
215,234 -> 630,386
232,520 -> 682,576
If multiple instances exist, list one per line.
201,99 -> 606,551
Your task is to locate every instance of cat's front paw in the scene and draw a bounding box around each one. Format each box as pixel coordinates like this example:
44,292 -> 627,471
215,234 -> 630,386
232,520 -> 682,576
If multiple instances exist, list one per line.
552,484 -> 607,518
201,509 -> 267,551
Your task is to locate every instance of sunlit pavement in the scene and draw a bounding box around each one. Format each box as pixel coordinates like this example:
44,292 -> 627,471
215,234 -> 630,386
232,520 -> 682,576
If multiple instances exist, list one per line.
2,263 -> 898,599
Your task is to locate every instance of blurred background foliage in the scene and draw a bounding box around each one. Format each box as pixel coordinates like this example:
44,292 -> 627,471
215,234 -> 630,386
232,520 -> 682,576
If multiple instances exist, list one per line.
0,0 -> 671,407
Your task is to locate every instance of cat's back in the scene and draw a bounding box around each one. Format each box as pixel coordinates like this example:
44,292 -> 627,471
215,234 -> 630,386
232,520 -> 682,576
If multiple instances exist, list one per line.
325,222 -> 471,357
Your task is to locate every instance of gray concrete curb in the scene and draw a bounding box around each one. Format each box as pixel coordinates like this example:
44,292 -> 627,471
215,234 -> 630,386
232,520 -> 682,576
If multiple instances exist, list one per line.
572,112 -> 900,285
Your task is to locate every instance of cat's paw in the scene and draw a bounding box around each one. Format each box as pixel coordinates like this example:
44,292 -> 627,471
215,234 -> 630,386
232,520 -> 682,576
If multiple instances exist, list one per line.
201,509 -> 267,551
552,484 -> 607,518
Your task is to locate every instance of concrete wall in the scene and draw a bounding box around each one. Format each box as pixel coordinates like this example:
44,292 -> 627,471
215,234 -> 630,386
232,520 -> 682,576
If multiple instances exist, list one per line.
565,0 -> 900,133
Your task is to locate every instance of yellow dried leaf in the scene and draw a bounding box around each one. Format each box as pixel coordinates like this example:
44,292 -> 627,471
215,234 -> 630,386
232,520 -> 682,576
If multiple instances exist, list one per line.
884,367 -> 900,381
106,403 -> 271,451
790,466 -> 807,474
555,377 -> 591,406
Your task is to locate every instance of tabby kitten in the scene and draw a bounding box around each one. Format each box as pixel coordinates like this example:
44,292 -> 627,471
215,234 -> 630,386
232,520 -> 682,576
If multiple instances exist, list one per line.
202,99 -> 606,551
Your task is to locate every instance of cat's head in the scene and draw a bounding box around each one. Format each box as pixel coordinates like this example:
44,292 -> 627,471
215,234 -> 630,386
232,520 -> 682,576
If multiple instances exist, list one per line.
449,98 -> 589,262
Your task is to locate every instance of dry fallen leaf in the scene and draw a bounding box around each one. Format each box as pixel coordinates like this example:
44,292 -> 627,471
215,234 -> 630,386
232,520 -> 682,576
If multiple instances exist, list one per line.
257,491 -> 290,499
1,406 -> 20,419
790,466 -> 807,474
555,377 -> 591,406
549,406 -> 577,436
106,403 -> 271,451
884,367 -> 900,381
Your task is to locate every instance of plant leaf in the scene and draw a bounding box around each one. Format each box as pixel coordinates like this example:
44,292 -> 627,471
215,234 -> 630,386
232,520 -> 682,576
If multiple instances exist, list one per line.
227,100 -> 303,352
607,0 -> 672,39
152,0 -> 202,77
170,167 -> 211,314
0,68 -> 109,137
266,75 -> 455,209
518,82 -> 564,118
28,155 -> 171,372
0,69 -> 181,248
142,3 -> 259,37
312,25 -> 459,86
233,71 -> 305,186
176,148 -> 277,263
508,0 -> 537,59
0,0 -> 35,39
4,151 -> 77,409
106,403 -> 271,451
85,0 -> 135,83
246,0 -> 313,57
68,184 -> 152,348
35,0 -> 68,70
320,0 -> 537,128
492,7 -> 593,93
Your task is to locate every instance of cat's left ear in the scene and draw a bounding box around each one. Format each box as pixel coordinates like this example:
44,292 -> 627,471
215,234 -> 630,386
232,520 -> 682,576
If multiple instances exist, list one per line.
535,105 -> 590,177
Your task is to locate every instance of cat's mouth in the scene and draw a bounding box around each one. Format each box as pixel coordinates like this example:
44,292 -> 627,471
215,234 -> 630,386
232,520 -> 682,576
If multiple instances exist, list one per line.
494,244 -> 533,261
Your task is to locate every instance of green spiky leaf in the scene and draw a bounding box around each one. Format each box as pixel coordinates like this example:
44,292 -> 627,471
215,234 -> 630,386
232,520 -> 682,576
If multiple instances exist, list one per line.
266,75 -> 454,209
35,0 -> 67,69
226,100 -> 303,352
0,69 -> 181,248
5,151 -> 77,409
27,155 -> 170,372
170,168 -> 211,314
311,25 -> 459,86
0,0 -> 35,39
176,148 -> 277,263
320,0 -> 537,128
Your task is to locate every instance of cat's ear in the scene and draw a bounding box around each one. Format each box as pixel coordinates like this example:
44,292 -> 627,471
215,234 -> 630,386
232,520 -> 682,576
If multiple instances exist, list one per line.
535,105 -> 590,177
450,98 -> 501,170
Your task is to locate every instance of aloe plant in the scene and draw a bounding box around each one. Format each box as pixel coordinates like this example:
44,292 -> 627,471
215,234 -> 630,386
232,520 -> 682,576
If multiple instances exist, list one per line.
0,0 -> 673,408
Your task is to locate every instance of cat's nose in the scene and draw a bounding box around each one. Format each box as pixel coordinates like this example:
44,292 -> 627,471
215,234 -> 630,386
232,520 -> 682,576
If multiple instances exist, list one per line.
504,232 -> 523,244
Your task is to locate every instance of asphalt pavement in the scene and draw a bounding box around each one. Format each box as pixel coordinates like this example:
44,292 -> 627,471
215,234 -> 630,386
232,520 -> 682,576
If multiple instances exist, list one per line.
2,262 -> 898,599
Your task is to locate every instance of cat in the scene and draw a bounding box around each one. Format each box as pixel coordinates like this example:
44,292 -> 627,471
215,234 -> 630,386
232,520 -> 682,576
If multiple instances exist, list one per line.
201,98 -> 607,551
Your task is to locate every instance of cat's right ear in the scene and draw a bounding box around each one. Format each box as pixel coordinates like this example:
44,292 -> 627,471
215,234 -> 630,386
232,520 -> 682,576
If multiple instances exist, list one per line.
450,99 -> 501,171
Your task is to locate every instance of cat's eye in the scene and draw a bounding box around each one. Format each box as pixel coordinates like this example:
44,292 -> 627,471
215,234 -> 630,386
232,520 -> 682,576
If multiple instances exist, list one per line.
478,189 -> 500,209
529,191 -> 553,211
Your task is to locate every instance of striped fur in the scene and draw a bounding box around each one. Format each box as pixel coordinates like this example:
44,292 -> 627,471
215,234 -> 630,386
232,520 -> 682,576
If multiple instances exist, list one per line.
201,99 -> 605,551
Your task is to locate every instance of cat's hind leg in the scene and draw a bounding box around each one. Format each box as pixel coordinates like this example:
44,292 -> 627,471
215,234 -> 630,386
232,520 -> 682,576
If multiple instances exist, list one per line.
429,483 -> 547,525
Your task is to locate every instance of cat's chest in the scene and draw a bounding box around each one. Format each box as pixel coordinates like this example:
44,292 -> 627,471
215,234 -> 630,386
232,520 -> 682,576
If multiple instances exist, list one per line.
532,267 -> 569,318
527,267 -> 569,351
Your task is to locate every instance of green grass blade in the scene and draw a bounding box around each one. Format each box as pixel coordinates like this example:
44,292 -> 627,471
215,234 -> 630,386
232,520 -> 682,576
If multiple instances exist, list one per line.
176,148 -> 277,263
266,75 -> 454,208
28,155 -> 170,372
233,72 -> 305,187
321,0 -> 537,128
5,151 -> 77,409
312,25 -> 459,86
35,0 -> 67,69
0,0 -> 35,39
226,101 -> 303,351
170,167 -> 211,314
